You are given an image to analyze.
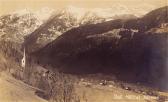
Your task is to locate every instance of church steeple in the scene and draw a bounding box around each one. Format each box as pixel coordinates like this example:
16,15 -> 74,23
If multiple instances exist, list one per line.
21,47 -> 26,68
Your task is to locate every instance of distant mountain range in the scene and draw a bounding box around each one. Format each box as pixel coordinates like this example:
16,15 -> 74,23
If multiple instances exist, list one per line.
0,4 -> 155,45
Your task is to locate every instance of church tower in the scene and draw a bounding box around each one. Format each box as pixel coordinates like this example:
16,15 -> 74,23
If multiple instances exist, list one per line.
21,47 -> 26,68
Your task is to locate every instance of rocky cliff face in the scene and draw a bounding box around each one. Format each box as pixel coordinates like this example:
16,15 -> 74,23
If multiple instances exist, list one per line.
0,13 -> 41,43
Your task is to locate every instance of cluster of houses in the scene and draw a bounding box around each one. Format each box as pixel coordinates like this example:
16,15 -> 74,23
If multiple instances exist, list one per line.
160,23 -> 168,28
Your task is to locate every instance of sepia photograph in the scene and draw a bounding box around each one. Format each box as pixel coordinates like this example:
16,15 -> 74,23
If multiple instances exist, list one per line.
0,0 -> 167,102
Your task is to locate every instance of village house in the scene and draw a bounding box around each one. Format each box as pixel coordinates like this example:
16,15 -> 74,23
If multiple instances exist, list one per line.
160,23 -> 168,28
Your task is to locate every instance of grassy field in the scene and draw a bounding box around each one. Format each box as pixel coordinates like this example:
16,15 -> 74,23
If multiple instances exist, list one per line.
76,83 -> 159,102
0,71 -> 167,102
0,72 -> 47,102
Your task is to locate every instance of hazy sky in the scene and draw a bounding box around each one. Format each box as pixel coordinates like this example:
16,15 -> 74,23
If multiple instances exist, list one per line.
0,0 -> 167,15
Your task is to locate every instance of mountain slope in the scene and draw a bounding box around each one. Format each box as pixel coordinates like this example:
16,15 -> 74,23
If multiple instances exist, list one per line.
0,5 -> 155,53
0,72 -> 47,102
0,12 -> 42,43
0,4 -> 155,46
23,9 -> 106,52
33,6 -> 168,90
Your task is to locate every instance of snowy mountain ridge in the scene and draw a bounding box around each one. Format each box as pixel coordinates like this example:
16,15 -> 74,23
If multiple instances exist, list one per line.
8,3 -> 156,23
0,4 -> 156,47
62,4 -> 156,20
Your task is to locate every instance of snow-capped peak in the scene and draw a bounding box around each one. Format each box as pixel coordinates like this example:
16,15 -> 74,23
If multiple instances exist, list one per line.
62,5 -> 87,20
12,8 -> 34,16
10,4 -> 156,23
57,4 -> 156,22
11,7 -> 55,22
35,7 -> 55,21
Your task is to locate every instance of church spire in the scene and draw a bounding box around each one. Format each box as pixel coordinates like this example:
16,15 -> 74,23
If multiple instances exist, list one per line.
21,47 -> 26,68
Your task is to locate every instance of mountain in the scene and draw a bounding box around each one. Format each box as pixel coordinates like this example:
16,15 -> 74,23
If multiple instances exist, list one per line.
22,10 -> 105,53
0,8 -> 55,72
0,7 -> 56,42
64,4 -> 155,19
23,6 -> 138,52
0,4 -> 156,52
32,6 -> 168,90
0,7 -> 103,54
0,11 -> 42,65
0,4 -> 155,43
0,4 -> 158,69
23,4 -> 157,51
0,12 -> 41,43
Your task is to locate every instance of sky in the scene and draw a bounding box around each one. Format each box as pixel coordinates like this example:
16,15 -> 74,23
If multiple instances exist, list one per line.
0,0 -> 167,15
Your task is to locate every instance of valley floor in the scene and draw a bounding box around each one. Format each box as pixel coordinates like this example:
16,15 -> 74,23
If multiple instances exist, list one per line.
0,72 -> 167,102
77,81 -> 159,102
